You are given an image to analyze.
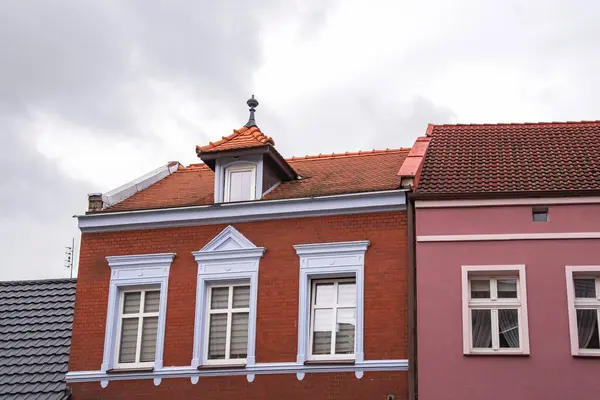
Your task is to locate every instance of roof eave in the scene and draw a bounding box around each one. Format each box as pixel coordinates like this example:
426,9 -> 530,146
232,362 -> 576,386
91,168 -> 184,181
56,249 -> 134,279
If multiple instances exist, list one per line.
197,144 -> 297,180
410,189 -> 600,201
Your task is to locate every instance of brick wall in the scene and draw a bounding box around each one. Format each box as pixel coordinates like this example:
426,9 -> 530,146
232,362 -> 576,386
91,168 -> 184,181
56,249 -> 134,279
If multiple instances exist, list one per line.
69,211 -> 408,399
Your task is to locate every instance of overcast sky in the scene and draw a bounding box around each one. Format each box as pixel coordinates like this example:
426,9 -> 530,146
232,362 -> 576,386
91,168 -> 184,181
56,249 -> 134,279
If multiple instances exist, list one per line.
1,0 -> 599,280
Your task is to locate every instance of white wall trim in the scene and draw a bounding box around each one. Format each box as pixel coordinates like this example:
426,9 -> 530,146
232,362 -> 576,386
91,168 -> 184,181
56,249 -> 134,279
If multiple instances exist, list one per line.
415,196 -> 600,209
417,232 -> 600,242
102,163 -> 179,209
262,181 -> 281,197
461,265 -> 530,355
293,241 -> 369,364
102,253 -> 175,372
66,358 -> 409,386
78,190 -> 407,233
191,226 -> 265,368
565,265 -> 600,357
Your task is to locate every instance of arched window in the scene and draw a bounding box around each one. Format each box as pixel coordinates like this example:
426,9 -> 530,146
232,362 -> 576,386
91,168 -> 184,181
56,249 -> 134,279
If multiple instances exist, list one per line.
224,163 -> 256,202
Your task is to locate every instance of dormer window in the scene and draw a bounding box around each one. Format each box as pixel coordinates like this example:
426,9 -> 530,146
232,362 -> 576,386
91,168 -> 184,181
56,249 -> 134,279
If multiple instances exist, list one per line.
224,164 -> 256,202
196,96 -> 298,204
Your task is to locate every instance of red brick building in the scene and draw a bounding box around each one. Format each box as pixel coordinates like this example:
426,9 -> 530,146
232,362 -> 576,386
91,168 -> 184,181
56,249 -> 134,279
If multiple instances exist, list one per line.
66,98 -> 410,399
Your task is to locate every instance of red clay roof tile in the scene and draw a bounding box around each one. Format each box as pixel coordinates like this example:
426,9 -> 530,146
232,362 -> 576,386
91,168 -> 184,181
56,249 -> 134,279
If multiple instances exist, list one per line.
196,126 -> 274,153
416,121 -> 600,195
107,148 -> 409,212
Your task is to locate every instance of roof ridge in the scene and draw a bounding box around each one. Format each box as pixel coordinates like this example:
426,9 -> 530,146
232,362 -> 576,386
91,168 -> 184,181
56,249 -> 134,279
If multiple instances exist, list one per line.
287,148 -> 410,162
431,120 -> 600,128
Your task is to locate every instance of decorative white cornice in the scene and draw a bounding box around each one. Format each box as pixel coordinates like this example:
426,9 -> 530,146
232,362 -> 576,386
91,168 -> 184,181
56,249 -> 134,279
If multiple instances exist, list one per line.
293,241 -> 370,256
65,359 -> 409,386
105,253 -> 176,269
78,190 -> 407,233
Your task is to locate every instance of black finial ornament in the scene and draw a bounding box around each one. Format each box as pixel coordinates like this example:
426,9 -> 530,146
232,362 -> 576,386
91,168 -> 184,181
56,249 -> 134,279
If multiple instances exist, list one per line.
244,95 -> 259,127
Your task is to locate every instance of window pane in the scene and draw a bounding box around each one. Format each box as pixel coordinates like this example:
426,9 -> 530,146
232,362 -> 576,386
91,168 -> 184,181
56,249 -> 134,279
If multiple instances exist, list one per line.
233,286 -> 250,309
575,279 -> 596,298
532,210 -> 548,222
211,287 -> 229,310
338,282 -> 356,306
208,314 -> 227,359
471,309 -> 492,348
312,309 -> 333,354
470,280 -> 490,299
144,291 -> 160,313
498,309 -> 520,348
335,308 -> 356,354
230,312 -> 249,359
140,316 -> 158,362
119,317 -> 139,363
229,170 -> 253,202
497,279 -> 518,299
123,292 -> 141,314
577,309 -> 600,349
314,283 -> 335,306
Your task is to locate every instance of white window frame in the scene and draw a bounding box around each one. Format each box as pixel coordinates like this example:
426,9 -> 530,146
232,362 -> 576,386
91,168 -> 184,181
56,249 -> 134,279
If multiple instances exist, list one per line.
308,278 -> 357,361
114,287 -> 161,369
566,265 -> 600,356
102,253 -> 175,372
294,241 -> 369,364
213,156 -> 264,204
223,163 -> 257,203
461,265 -> 530,355
191,225 -> 265,368
203,282 -> 251,366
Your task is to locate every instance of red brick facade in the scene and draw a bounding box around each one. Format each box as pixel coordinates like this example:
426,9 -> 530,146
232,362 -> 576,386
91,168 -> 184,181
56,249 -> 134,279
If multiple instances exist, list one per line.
69,211 -> 408,399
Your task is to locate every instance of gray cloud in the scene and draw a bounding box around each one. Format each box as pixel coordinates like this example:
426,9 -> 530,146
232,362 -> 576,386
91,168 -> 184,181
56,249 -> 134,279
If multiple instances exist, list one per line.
262,89 -> 454,158
0,0 -> 334,279
0,116 -> 91,280
0,1 -> 287,133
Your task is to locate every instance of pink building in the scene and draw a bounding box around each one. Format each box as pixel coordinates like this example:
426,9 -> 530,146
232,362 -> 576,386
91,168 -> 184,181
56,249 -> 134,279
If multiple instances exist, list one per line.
401,122 -> 600,400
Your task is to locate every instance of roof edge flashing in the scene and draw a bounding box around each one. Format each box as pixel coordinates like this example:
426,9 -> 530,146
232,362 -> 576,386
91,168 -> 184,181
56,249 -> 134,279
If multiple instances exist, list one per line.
100,162 -> 180,210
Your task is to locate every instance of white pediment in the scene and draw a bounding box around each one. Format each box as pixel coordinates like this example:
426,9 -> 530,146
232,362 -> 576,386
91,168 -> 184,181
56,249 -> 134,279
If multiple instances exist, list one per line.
199,225 -> 258,252
192,225 -> 265,262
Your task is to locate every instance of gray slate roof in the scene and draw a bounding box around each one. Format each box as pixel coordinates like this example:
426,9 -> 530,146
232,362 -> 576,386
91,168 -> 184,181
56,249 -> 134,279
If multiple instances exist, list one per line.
0,279 -> 76,400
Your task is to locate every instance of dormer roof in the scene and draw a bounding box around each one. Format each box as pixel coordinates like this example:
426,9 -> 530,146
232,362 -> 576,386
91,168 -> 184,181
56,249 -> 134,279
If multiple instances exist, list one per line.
195,126 -> 275,154
196,97 -> 297,180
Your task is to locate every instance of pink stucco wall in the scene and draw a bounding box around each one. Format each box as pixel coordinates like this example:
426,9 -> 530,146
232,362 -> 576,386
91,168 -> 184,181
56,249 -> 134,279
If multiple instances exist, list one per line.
416,203 -> 600,400
416,203 -> 600,236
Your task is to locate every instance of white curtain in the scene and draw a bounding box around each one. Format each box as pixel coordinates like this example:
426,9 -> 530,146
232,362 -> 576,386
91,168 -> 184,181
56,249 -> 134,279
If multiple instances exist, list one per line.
140,317 -> 158,362
577,310 -> 597,349
472,310 -> 492,348
498,309 -> 520,348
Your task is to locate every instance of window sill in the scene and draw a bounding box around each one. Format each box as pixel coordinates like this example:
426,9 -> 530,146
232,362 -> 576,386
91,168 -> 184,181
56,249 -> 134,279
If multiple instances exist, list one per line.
573,352 -> 600,358
464,351 -> 529,357
304,359 -> 355,365
198,364 -> 247,370
106,367 -> 154,374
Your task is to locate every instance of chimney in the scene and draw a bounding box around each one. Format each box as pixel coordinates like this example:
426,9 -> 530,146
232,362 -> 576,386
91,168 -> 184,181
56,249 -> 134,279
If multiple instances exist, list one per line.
88,193 -> 103,212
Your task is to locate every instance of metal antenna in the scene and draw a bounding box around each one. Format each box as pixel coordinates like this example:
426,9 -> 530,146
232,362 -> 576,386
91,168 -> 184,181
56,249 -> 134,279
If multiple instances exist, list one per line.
64,238 -> 75,279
